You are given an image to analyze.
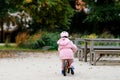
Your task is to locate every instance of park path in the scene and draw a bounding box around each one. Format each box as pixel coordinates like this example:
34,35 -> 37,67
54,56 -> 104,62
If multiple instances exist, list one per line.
0,51 -> 120,80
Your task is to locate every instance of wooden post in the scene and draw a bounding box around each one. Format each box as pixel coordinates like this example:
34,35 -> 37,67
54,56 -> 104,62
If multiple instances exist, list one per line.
84,40 -> 87,62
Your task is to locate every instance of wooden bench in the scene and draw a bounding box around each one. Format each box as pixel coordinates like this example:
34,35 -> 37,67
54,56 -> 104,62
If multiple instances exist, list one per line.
75,38 -> 90,62
89,39 -> 120,65
75,38 -> 120,65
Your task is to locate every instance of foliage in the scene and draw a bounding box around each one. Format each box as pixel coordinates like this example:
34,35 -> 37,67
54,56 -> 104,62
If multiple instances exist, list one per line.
1,0 -> 120,44
15,32 -> 30,46
0,0 -> 75,43
0,0 -> 24,42
84,2 -> 120,22
22,0 -> 75,32
80,32 -> 114,39
81,33 -> 98,39
32,31 -> 59,50
17,31 -> 59,50
83,0 -> 120,35
99,31 -> 114,38
0,0 -> 24,23
5,37 -> 10,47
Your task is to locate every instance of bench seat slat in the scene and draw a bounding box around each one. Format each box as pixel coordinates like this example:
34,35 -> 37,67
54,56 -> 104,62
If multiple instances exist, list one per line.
93,50 -> 120,54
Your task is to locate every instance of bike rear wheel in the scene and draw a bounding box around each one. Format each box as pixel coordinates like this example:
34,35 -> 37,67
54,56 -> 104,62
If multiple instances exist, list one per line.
63,60 -> 70,76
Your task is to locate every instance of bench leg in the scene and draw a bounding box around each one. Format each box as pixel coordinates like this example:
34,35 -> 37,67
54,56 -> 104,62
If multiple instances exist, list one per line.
95,55 -> 102,65
93,54 -> 103,65
93,53 -> 97,65
90,52 -> 100,65
78,49 -> 84,61
90,52 -> 94,65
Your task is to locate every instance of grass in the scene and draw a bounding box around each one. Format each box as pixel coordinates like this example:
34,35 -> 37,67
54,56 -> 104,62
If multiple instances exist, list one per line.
0,44 -> 57,58
0,44 -> 57,52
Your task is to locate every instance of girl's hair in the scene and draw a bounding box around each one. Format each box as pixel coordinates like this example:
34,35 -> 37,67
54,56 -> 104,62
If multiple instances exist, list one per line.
62,36 -> 68,38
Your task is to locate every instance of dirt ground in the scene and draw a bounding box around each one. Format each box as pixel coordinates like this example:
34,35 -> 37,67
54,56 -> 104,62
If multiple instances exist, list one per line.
0,51 -> 120,80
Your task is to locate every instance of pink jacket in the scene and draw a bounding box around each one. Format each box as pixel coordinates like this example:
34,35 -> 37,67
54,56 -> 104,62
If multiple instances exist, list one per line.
57,38 -> 77,59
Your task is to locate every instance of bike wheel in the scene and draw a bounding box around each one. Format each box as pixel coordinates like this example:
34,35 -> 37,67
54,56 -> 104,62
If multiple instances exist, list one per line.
63,60 -> 69,76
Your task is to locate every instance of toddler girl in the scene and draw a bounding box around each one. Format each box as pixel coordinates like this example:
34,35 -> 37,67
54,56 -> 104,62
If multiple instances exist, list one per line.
57,31 -> 77,76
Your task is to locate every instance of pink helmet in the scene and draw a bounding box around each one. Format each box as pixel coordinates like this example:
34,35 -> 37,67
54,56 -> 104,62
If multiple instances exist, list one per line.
60,31 -> 69,38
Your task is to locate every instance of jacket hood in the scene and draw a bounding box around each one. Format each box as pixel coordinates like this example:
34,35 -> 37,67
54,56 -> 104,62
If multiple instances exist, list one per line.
57,38 -> 70,46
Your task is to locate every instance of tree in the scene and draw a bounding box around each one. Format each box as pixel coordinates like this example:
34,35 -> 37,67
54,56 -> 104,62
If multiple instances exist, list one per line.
69,0 -> 120,35
69,0 -> 88,33
0,0 -> 24,42
84,0 -> 120,35
0,0 -> 7,42
21,0 -> 75,32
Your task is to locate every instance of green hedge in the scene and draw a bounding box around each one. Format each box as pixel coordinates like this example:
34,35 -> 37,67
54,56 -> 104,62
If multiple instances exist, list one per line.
18,32 -> 60,50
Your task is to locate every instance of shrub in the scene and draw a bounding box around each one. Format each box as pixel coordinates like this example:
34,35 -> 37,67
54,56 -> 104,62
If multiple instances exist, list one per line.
80,32 -> 114,39
99,31 -> 114,38
17,31 -> 60,50
32,32 -> 59,50
89,33 -> 98,39
15,32 -> 30,47
81,33 -> 98,39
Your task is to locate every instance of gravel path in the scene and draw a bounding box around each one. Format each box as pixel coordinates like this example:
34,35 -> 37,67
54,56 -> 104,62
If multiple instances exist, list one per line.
0,51 -> 120,80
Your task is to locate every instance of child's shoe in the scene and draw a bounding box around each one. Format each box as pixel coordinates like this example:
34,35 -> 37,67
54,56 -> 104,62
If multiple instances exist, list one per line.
61,70 -> 66,76
70,66 -> 74,75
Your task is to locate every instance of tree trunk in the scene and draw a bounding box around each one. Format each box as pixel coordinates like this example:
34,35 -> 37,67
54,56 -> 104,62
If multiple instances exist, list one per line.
0,20 -> 4,43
